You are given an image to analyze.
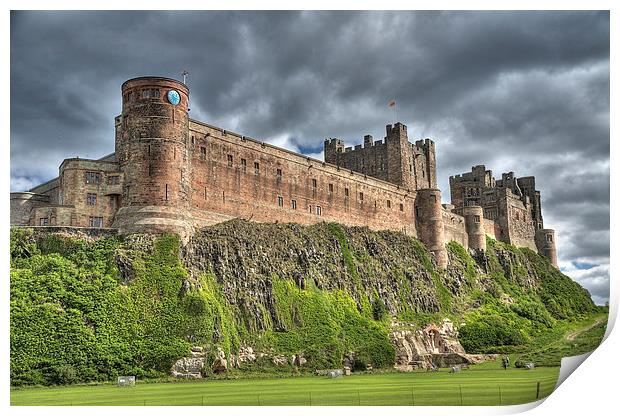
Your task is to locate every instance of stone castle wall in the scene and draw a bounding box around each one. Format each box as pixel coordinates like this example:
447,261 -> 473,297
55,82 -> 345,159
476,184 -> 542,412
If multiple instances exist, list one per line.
187,119 -> 417,236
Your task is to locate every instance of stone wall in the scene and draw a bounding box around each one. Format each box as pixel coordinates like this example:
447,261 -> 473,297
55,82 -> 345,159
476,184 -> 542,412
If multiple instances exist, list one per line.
10,193 -> 49,225
187,119 -> 418,236
442,209 -> 468,250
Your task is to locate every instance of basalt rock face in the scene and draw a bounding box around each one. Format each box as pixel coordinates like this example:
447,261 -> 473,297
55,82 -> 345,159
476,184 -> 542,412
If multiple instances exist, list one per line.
182,220 -> 447,332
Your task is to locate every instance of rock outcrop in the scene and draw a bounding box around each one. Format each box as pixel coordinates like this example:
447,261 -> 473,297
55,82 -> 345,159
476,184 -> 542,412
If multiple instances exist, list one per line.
171,347 -> 206,379
390,318 -> 492,371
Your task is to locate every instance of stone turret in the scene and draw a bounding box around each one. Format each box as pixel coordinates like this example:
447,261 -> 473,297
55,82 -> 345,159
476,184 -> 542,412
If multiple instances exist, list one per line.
536,228 -> 558,268
112,76 -> 193,238
415,188 -> 448,268
462,205 -> 486,252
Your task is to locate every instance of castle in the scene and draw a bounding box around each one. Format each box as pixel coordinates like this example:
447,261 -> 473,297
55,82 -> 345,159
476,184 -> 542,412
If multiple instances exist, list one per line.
10,76 -> 557,268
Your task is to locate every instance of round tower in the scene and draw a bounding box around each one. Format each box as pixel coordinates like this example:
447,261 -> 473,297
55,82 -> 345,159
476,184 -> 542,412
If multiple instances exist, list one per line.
415,188 -> 448,268
112,76 -> 193,237
462,205 -> 486,252
536,228 -> 558,268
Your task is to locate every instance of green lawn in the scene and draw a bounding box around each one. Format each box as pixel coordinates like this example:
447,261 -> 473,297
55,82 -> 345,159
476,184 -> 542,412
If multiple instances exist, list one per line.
11,362 -> 559,406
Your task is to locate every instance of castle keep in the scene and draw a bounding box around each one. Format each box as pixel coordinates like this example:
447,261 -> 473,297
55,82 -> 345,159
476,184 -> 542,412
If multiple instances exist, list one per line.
10,76 -> 558,268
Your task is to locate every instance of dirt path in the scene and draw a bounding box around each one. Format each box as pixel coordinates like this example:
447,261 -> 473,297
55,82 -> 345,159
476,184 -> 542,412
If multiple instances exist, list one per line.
565,316 -> 606,341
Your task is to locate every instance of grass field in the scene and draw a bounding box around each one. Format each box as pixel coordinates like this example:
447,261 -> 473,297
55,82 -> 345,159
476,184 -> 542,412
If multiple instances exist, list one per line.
11,360 -> 560,406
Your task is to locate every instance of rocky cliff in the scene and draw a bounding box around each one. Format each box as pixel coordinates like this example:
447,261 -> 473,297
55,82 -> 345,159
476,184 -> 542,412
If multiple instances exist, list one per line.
10,221 -> 597,385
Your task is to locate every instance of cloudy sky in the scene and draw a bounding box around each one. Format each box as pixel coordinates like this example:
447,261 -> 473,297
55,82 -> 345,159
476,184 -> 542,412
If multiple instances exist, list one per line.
10,11 -> 610,303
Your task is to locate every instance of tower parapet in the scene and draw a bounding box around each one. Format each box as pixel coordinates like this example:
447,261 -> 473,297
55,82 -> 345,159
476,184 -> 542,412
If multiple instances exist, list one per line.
416,188 -> 448,268
112,76 -> 193,237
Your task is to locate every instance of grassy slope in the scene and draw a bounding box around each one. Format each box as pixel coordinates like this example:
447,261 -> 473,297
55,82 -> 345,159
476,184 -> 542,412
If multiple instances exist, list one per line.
11,363 -> 560,406
9,225 -> 604,390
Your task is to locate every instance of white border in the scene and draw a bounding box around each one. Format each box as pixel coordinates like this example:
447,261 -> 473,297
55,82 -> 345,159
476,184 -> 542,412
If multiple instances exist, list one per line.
2,2 -> 615,416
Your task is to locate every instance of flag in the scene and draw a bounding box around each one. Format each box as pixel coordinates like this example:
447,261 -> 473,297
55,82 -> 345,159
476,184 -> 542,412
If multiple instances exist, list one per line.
388,100 -> 396,107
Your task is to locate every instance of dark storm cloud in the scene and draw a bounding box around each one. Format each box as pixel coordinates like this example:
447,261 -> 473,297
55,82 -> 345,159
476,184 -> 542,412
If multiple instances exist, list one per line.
10,11 -> 610,302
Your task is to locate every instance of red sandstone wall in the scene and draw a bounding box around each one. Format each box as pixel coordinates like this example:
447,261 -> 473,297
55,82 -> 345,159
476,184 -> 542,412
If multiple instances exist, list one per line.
188,120 -> 418,235
442,210 -> 468,249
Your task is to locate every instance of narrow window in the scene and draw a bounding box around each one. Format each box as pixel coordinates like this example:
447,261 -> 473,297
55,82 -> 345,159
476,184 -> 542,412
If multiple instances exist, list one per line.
254,162 -> 260,175
227,154 -> 233,167
308,205 -> 313,214
291,199 -> 297,210
399,203 -> 404,212
430,194 -> 436,203
200,147 -> 207,160
328,183 -> 334,193
474,215 -> 480,223
316,206 -> 322,216
546,234 -> 553,243
276,168 -> 283,179
87,193 -> 97,205
344,187 -> 349,197
387,200 -> 391,208
359,192 -> 364,202
165,184 -> 168,201
312,179 -> 317,189
191,136 -> 195,146
149,165 -> 153,176
39,218 -> 49,226
277,196 -> 283,207
109,195 -> 116,208
241,158 -> 247,173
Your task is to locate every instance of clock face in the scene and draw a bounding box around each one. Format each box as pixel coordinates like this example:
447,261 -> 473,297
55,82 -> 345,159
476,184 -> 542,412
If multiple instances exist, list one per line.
167,90 -> 181,105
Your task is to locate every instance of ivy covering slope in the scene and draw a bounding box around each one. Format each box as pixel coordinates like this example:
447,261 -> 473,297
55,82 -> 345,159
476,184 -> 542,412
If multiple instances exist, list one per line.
10,221 -> 599,386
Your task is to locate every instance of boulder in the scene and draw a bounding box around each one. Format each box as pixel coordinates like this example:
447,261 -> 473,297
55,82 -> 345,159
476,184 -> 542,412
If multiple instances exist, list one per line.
171,357 -> 205,379
238,345 -> 256,364
272,355 -> 288,366
211,347 -> 228,374
292,354 -> 306,367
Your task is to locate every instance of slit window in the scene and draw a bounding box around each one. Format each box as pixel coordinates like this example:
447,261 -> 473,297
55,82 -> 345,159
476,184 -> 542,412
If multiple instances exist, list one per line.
316,206 -> 322,216
474,215 -> 480,223
276,168 -> 283,179
241,158 -> 247,173
277,196 -> 283,207
387,200 -> 391,209
359,192 -> 364,202
328,183 -> 334,193
291,199 -> 297,210
200,147 -> 207,160
312,179 -> 317,189
344,187 -> 349,197
227,154 -> 233,167
254,162 -> 260,175
308,205 -> 313,214
399,203 -> 404,212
